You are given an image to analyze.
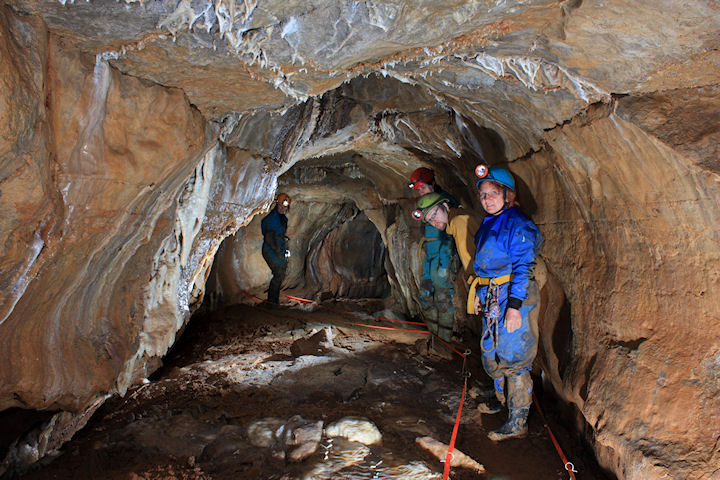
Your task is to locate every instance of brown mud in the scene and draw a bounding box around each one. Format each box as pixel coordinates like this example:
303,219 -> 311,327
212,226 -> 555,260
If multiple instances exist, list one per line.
20,303 -> 608,480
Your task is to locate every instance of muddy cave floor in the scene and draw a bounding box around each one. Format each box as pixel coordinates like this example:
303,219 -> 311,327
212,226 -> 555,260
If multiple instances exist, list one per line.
21,301 -> 608,480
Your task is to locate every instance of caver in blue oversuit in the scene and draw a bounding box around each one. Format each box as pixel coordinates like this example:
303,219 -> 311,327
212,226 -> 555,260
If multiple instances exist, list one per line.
261,194 -> 290,304
473,166 -> 543,441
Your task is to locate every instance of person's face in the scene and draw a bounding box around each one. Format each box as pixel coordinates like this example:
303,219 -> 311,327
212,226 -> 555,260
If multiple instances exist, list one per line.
278,204 -> 289,215
416,183 -> 433,196
425,204 -> 448,230
478,181 -> 507,215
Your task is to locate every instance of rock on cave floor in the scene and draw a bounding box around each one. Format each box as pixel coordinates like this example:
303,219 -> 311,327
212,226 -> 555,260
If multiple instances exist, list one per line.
20,303 -> 608,480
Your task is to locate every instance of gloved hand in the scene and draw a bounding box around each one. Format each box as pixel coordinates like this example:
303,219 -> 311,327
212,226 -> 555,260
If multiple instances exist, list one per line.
284,249 -> 291,258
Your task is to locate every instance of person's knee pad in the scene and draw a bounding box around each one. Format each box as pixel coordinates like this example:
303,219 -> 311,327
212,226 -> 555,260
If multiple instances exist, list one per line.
507,372 -> 532,409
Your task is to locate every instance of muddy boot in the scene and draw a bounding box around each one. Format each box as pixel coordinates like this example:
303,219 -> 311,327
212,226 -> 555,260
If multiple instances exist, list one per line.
487,406 -> 529,441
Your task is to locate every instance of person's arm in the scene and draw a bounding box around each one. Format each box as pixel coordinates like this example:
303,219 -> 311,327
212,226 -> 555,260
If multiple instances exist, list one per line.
448,214 -> 479,271
508,222 -> 541,306
505,218 -> 542,331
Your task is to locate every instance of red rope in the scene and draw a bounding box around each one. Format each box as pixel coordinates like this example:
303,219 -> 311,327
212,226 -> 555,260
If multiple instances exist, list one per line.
283,293 -> 468,357
442,374 -> 469,480
532,391 -> 578,480
343,322 -> 431,334
429,333 -> 468,359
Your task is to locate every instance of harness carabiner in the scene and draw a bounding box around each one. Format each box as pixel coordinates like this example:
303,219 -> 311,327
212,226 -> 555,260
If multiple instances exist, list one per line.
480,279 -> 502,353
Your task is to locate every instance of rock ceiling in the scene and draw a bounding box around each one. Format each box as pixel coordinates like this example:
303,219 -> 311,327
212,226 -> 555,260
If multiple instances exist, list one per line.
10,0 -> 720,162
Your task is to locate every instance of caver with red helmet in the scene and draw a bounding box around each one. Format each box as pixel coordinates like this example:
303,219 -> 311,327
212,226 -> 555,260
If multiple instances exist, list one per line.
276,193 -> 291,208
408,167 -> 435,191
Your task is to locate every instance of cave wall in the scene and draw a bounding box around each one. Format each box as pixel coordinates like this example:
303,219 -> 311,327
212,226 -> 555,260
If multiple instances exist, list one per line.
525,113 -> 720,480
0,7 -> 280,414
1,1 -> 719,478
1,11 -> 204,412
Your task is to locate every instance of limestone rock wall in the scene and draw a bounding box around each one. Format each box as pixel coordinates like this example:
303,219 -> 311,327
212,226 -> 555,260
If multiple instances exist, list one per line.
518,113 -> 720,479
1,1 -> 720,479
1,12 -> 202,412
0,8 -> 278,416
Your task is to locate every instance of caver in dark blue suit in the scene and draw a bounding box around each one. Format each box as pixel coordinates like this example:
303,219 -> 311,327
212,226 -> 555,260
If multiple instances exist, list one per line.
261,207 -> 288,304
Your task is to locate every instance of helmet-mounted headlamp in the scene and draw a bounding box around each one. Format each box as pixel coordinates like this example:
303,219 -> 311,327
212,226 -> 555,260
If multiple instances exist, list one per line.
411,209 -> 423,221
409,167 -> 435,190
282,200 -> 290,207
475,164 -> 489,179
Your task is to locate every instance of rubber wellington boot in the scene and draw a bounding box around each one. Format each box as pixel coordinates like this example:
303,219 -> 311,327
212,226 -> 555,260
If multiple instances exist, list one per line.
487,406 -> 529,441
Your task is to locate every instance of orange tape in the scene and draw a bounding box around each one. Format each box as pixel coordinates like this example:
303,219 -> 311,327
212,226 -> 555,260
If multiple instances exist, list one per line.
533,391 -> 578,480
242,288 -> 472,479
344,322 -> 431,334
442,375 -> 468,480
240,291 -> 468,358
240,290 -> 265,304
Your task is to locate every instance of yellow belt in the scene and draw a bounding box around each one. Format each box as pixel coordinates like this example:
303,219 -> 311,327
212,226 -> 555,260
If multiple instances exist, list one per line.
466,274 -> 514,314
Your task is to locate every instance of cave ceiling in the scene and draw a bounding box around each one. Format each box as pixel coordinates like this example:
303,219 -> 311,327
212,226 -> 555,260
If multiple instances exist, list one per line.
8,0 -> 720,164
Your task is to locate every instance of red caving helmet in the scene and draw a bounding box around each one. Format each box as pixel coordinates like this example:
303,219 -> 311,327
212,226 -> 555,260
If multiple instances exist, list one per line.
408,167 -> 435,190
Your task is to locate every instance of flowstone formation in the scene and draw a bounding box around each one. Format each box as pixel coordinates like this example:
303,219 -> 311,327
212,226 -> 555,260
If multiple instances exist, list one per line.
1,1 -> 719,479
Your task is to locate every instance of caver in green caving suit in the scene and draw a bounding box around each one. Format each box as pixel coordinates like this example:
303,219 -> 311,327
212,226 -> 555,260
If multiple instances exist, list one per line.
472,166 -> 543,441
409,167 -> 460,342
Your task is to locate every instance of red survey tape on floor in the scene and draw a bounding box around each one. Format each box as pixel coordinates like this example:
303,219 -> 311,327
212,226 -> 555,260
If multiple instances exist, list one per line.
239,290 -> 577,479
240,290 -> 468,358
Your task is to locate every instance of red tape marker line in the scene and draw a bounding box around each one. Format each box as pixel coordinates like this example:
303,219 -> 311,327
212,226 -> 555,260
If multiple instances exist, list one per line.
244,289 -> 471,479
244,291 -> 468,358
282,294 -> 314,303
344,322 -> 431,334
431,333 -> 467,359
442,375 -> 468,480
532,391 -> 578,480
374,316 -> 427,326
283,293 -> 468,358
283,294 -> 433,326
241,290 -> 265,304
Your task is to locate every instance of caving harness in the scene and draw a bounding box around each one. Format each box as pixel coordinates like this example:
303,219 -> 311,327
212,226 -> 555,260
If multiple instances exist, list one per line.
466,274 -> 514,353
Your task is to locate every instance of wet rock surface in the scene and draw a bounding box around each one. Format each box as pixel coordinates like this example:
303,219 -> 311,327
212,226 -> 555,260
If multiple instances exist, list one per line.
17,304 -> 605,480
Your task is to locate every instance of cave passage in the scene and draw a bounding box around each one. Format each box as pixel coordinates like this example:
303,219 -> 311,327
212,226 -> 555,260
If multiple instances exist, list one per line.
1,2 -> 718,479
205,156 -> 397,309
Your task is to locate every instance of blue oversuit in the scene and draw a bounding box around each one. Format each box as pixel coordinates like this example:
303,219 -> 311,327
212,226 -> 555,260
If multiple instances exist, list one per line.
420,190 -> 459,341
261,207 -> 288,304
473,207 -> 542,409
